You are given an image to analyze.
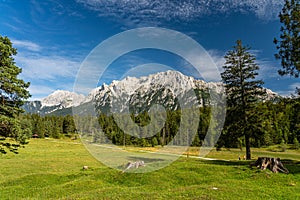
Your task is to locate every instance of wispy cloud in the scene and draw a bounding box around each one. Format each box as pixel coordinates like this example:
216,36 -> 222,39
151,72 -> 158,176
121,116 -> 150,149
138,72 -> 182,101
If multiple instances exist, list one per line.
256,59 -> 280,80
287,82 -> 300,96
29,0 -> 84,33
16,53 -> 80,80
16,52 -> 81,99
206,50 -> 226,73
182,48 -> 283,85
76,0 -> 284,27
12,39 -> 82,99
247,49 -> 282,81
290,82 -> 300,89
27,85 -> 56,100
11,39 -> 41,52
178,49 -> 225,82
275,82 -> 299,97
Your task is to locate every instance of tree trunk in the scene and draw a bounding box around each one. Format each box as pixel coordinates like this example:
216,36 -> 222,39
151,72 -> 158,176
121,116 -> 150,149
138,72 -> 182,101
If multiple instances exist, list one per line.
161,126 -> 165,147
250,157 -> 289,174
123,132 -> 126,149
245,133 -> 251,160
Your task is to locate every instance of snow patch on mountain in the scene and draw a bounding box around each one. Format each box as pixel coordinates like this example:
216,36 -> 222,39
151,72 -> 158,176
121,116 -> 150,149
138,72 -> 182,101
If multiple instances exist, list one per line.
96,71 -> 197,98
92,70 -> 222,113
41,90 -> 85,108
24,70 -> 279,115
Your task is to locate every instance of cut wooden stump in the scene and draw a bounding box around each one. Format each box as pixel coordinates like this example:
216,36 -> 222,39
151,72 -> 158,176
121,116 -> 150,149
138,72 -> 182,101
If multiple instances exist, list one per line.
122,161 -> 145,173
250,157 -> 289,174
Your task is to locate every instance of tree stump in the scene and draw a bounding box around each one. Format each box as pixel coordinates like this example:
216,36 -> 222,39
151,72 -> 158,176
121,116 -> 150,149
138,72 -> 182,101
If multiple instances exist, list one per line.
250,157 -> 289,174
122,161 -> 145,173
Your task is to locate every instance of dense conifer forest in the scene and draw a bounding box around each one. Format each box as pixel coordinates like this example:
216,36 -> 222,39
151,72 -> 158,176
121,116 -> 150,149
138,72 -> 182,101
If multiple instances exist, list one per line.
20,96 -> 300,151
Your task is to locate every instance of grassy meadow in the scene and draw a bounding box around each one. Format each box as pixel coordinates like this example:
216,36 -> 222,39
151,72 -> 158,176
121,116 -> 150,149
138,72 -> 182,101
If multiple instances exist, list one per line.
0,138 -> 299,199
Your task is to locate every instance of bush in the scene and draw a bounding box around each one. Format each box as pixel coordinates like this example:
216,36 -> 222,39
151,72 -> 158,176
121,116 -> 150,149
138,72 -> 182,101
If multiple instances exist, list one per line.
140,138 -> 149,147
151,137 -> 158,147
279,139 -> 286,152
293,138 -> 299,150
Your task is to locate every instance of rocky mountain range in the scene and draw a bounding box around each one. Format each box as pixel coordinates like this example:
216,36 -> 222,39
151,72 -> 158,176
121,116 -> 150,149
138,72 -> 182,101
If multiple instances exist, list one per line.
23,70 -> 279,115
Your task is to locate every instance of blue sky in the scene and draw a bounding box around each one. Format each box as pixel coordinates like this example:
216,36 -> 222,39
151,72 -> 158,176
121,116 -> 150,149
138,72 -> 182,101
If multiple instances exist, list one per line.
0,0 -> 299,99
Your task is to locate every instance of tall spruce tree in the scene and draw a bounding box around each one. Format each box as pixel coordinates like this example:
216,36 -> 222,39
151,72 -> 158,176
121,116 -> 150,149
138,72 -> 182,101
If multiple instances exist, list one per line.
0,35 -> 31,154
274,0 -> 300,79
221,40 -> 265,160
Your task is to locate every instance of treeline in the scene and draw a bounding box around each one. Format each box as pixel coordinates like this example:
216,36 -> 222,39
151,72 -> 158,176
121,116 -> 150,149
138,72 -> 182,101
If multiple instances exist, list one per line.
20,98 -> 300,149
76,98 -> 300,149
19,114 -> 77,139
78,108 -> 210,147
219,98 -> 300,149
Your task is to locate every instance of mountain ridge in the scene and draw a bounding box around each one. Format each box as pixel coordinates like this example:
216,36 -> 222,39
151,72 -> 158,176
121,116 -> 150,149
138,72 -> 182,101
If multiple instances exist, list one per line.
23,70 -> 279,115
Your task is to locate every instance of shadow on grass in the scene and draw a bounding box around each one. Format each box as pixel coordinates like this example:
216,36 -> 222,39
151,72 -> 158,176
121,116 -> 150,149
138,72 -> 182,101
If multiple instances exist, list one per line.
282,159 -> 300,174
203,159 -> 252,166
1,170 -> 136,198
1,173 -> 83,189
126,156 -> 166,163
114,156 -> 168,171
200,159 -> 300,174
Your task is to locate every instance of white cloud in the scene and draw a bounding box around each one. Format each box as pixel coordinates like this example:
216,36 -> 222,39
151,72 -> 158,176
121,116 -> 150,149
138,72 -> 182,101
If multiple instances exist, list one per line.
183,48 -> 287,89
290,82 -> 300,89
207,50 -> 226,73
279,82 -> 300,96
276,88 -> 297,97
13,47 -> 82,99
76,0 -> 284,27
121,63 -> 174,80
27,85 -> 56,100
29,0 -> 85,32
16,53 -> 80,80
255,60 -> 280,80
179,49 -> 225,82
11,39 -> 41,52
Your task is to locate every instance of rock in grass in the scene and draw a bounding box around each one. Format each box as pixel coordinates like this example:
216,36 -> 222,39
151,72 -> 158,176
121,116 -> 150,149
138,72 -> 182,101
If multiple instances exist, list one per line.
82,166 -> 88,170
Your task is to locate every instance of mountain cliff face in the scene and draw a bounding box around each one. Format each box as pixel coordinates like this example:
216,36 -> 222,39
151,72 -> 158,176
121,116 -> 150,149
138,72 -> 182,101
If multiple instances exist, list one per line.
93,71 -> 222,114
23,70 -> 279,115
41,90 -> 85,108
24,90 -> 85,115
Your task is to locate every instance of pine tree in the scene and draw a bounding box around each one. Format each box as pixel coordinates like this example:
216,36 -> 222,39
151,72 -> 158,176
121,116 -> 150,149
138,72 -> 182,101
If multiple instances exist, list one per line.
221,40 -> 265,160
62,115 -> 76,135
0,35 -> 31,154
274,0 -> 300,78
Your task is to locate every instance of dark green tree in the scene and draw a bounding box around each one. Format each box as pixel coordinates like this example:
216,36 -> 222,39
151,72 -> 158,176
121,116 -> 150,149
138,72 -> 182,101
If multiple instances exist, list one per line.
0,36 -> 31,154
62,115 -> 76,135
221,40 -> 265,160
274,0 -> 300,79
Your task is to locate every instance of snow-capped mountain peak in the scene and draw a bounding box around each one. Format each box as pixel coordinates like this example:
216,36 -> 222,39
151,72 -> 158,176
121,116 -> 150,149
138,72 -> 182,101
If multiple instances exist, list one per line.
41,90 -> 85,108
24,70 -> 280,115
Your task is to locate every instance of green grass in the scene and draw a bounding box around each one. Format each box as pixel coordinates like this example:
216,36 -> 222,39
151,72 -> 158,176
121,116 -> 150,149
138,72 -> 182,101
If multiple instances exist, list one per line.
0,139 -> 299,200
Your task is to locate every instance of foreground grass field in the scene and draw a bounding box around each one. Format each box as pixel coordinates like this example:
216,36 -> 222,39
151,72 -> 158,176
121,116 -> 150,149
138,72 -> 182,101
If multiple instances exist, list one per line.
0,139 -> 299,199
